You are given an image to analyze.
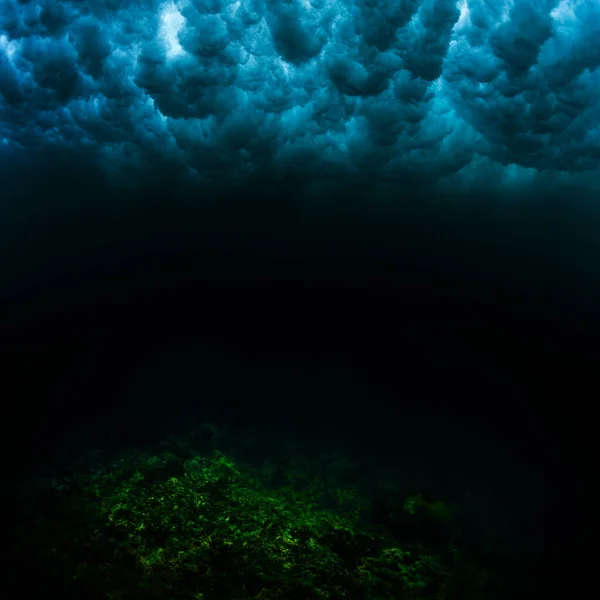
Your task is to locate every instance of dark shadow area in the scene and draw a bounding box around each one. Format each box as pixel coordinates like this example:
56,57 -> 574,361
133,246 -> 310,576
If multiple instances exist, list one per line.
0,166 -> 592,600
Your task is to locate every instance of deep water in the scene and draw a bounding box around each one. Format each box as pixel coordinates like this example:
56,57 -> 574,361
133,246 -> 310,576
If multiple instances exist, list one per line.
1,161 -> 592,600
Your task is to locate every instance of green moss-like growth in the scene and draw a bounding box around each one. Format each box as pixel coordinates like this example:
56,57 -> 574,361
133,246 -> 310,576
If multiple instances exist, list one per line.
15,440 -> 457,600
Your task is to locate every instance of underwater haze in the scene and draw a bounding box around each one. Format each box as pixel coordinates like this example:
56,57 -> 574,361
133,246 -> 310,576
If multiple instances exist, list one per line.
1,1 -> 593,599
